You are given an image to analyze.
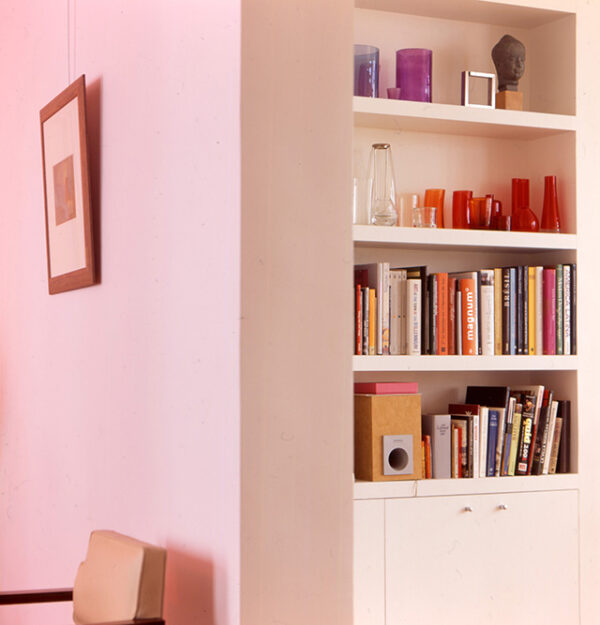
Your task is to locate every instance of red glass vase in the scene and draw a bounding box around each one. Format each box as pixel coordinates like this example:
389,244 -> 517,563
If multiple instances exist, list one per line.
541,175 -> 561,232
511,177 -> 539,232
452,190 -> 472,229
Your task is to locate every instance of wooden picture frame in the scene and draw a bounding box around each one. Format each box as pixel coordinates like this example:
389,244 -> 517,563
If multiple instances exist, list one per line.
40,75 -> 96,294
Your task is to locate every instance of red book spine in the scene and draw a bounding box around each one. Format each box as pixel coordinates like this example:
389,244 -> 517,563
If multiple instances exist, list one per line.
448,277 -> 457,355
460,278 -> 477,355
543,268 -> 556,355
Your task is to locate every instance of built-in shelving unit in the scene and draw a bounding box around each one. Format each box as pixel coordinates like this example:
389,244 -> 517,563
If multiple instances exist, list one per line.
352,2 -> 580,623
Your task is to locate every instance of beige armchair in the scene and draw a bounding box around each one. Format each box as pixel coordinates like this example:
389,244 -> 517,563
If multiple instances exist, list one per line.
0,530 -> 167,625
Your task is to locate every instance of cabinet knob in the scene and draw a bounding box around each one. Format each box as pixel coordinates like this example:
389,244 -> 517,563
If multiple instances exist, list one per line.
463,505 -> 473,513
498,503 -> 508,511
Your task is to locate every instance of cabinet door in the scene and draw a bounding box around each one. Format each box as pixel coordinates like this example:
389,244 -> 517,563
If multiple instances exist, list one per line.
385,490 -> 579,625
354,499 -> 385,625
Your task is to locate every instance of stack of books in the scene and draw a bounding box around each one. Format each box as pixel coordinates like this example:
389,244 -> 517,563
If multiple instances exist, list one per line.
421,385 -> 571,479
354,263 -> 576,356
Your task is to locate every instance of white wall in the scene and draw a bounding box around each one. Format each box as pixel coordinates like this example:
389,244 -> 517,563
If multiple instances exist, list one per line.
0,2 -> 241,624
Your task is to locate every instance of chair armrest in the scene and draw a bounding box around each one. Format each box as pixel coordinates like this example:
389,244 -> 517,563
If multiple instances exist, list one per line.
92,618 -> 165,625
0,588 -> 73,605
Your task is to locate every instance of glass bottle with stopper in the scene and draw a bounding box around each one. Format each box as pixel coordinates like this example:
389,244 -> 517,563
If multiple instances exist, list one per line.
368,143 -> 398,226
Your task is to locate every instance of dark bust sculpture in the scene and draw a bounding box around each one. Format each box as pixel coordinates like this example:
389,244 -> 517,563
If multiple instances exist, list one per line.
492,34 -> 526,92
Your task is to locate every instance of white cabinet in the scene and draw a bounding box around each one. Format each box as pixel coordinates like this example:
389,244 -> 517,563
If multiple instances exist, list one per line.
355,490 -> 580,624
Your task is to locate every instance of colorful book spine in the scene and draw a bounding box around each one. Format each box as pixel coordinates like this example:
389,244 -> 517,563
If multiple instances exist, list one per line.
480,269 -> 494,356
486,410 -> 499,477
369,288 -> 376,355
438,273 -> 449,355
555,264 -> 564,355
542,400 -> 559,474
543,267 -> 556,355
516,266 -> 524,355
549,416 -> 564,475
355,284 -> 362,355
363,288 -> 369,355
460,278 -> 477,355
535,266 -> 544,355
494,267 -> 503,355
523,265 -> 529,355
407,279 -> 422,355
570,264 -> 577,354
508,403 -> 522,476
528,266 -> 536,355
563,264 -> 571,355
479,407 -> 489,478
448,277 -> 457,355
509,267 -> 517,355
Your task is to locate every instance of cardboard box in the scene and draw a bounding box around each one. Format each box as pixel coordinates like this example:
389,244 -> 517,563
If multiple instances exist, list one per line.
354,393 -> 422,481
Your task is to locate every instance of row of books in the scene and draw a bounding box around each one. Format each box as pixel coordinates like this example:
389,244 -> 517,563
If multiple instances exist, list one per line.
420,384 -> 571,479
354,262 -> 577,356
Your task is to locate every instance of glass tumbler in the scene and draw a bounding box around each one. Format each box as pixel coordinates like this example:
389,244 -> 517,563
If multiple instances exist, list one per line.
367,143 -> 397,226
452,190 -> 473,229
396,49 -> 432,102
354,45 -> 380,97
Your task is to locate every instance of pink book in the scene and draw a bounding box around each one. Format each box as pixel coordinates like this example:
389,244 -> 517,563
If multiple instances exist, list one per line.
354,382 -> 419,395
543,268 -> 556,355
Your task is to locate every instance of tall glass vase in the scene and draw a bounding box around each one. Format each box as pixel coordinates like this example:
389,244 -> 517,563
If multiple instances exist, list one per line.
368,143 -> 398,226
541,175 -> 561,232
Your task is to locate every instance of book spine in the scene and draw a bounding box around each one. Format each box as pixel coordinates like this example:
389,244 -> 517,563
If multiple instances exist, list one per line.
472,413 -> 480,480
502,268 -> 511,355
438,273 -> 449,355
424,435 -> 432,479
516,265 -> 524,355
460,278 -> 477,355
528,266 -> 536,355
355,284 -> 362,355
563,265 -> 571,355
557,400 -> 571,473
486,410 -> 499,477
509,267 -> 517,355
508,404 -> 522,476
494,408 -> 506,477
381,263 -> 390,355
501,398 -> 515,476
494,267 -> 503,355
523,265 -> 529,355
407,279 -> 422,355
363,287 -> 369,355
549,417 -> 563,475
369,289 -> 376,355
452,425 -> 459,478
455,289 -> 462,355
479,407 -> 489,478
570,264 -> 577,354
389,273 -> 403,355
480,270 -> 494,356
543,268 -> 557,355
515,393 -> 535,475
542,400 -> 559,474
556,265 -> 564,355
429,274 -> 438,355
535,266 -> 544,354
531,390 -> 553,475
448,277 -> 457,355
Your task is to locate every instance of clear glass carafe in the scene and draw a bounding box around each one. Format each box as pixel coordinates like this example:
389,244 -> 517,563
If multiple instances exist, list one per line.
368,143 -> 398,226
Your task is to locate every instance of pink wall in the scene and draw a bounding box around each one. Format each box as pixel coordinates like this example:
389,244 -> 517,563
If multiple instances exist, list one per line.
0,1 -> 240,624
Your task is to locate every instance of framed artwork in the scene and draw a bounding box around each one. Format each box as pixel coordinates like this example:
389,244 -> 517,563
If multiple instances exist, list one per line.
40,75 -> 96,294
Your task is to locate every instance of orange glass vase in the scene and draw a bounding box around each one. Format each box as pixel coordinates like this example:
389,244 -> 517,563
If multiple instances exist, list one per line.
424,188 -> 445,228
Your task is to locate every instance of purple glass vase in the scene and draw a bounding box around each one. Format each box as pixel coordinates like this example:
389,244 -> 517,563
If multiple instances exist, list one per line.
354,45 -> 379,97
396,49 -> 432,102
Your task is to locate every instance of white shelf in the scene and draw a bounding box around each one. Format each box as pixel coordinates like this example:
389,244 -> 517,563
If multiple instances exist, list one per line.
353,355 -> 578,372
353,473 -> 579,500
355,0 -> 574,28
353,225 -> 577,250
353,97 -> 576,139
